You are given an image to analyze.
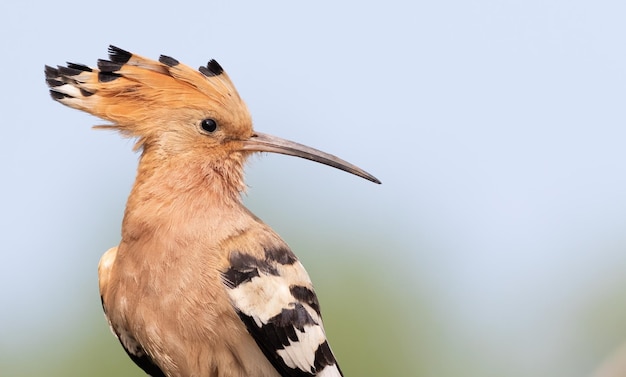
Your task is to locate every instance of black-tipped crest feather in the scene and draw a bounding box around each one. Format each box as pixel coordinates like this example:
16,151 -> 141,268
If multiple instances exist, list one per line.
199,59 -> 223,77
50,90 -> 71,100
108,45 -> 132,63
67,62 -> 92,72
98,59 -> 124,72
159,55 -> 179,67
98,71 -> 121,82
44,65 -> 58,78
58,65 -> 86,77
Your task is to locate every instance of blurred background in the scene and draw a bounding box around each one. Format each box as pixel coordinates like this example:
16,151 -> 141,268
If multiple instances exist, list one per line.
2,1 -> 626,376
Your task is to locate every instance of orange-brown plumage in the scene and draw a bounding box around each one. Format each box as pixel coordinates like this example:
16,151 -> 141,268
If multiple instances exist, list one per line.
46,45 -> 379,377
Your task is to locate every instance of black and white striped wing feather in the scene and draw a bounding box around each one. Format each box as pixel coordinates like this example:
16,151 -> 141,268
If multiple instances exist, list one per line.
222,247 -> 343,377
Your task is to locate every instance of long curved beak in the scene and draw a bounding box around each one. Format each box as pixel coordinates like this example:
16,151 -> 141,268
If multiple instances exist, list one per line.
241,132 -> 381,184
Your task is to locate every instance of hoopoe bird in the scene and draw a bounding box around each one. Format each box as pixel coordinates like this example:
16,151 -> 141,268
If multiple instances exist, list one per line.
45,45 -> 380,377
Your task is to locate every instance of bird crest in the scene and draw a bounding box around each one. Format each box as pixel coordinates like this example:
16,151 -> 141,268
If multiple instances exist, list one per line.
45,45 -> 252,151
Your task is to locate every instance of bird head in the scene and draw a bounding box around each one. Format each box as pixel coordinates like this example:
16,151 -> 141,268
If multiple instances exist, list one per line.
46,46 -> 380,186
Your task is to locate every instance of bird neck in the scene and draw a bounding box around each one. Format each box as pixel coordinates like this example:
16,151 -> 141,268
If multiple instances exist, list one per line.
121,147 -> 249,242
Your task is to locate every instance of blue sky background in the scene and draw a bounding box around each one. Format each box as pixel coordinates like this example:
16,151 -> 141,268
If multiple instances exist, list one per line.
2,1 -> 626,376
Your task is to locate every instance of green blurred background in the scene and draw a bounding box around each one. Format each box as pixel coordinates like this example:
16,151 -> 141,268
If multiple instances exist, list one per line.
3,1 -> 626,376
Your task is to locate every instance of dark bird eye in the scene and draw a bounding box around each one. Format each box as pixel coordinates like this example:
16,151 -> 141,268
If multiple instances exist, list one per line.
200,118 -> 218,133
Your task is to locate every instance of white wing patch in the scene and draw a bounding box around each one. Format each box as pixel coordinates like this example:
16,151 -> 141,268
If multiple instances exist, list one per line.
276,323 -> 326,371
228,273 -> 299,326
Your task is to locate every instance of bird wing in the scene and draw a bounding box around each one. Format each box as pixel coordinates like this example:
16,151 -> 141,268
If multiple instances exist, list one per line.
222,246 -> 344,377
98,247 -> 166,377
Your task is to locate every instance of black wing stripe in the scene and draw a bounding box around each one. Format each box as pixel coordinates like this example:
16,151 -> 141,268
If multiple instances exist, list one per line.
290,285 -> 321,316
222,250 -> 279,288
237,311 -> 316,377
314,341 -> 342,375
